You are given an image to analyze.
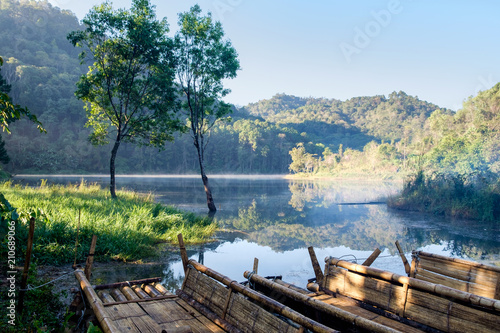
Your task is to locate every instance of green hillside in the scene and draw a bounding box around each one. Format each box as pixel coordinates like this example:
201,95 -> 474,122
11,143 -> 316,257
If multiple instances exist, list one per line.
0,0 -> 459,177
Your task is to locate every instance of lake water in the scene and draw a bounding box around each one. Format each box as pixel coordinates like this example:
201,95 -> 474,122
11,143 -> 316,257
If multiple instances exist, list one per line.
15,175 -> 500,290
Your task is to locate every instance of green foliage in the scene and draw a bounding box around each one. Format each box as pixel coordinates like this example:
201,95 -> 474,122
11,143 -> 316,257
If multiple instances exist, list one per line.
0,181 -> 217,265
0,266 -> 65,332
390,83 -> 500,220
68,0 -> 179,147
0,57 -> 45,134
2,0 -> 497,183
173,4 -> 240,161
174,4 -> 240,210
67,0 -> 182,197
389,171 -> 500,221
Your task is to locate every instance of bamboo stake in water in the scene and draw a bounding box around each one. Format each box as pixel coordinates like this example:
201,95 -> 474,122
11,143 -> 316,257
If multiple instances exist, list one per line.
362,248 -> 382,267
308,246 -> 324,285
178,233 -> 189,273
395,240 -> 410,275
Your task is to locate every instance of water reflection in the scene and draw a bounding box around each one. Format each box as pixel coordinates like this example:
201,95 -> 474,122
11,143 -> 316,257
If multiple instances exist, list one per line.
15,175 -> 500,289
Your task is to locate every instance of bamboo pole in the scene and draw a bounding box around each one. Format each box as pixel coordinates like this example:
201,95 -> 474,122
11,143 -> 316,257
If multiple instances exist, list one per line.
109,288 -> 127,302
153,282 -> 173,296
253,257 -> 259,275
18,217 -> 35,314
132,285 -> 150,299
102,294 -> 178,307
94,277 -> 162,290
120,285 -> 139,300
245,271 -> 401,333
178,233 -> 189,273
326,257 -> 500,312
362,248 -> 381,267
188,260 -> 338,333
308,246 -> 324,284
84,235 -> 97,281
143,284 -> 162,297
75,269 -> 119,333
73,209 -> 81,269
395,241 -> 410,275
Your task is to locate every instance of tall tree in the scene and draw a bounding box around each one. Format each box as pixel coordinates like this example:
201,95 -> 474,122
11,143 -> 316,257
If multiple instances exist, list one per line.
68,0 -> 181,198
174,5 -> 240,212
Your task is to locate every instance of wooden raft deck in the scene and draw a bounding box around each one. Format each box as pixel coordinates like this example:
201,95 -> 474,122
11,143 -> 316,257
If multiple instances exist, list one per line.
75,269 -> 224,333
76,260 -> 339,333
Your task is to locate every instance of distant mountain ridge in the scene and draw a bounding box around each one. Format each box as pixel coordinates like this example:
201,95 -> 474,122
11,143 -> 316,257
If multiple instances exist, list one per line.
0,0 -> 459,175
241,91 -> 451,145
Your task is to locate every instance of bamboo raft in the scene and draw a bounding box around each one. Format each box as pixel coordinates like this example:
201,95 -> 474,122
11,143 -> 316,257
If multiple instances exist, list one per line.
75,260 -> 344,333
409,250 -> 500,299
74,233 -> 339,333
74,233 -> 500,332
303,254 -> 500,333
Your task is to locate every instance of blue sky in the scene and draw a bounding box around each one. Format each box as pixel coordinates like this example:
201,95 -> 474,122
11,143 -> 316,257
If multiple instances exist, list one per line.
48,0 -> 500,111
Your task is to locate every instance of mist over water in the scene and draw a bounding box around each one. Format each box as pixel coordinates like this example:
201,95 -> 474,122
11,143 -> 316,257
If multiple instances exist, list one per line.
16,175 -> 500,289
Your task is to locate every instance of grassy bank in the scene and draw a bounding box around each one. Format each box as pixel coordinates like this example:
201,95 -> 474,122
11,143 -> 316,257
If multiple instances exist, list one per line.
0,180 -> 218,331
1,180 -> 217,265
387,171 -> 500,221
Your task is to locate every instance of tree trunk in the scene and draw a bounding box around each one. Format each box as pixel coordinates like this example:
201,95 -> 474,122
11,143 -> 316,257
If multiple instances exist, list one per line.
109,139 -> 121,199
202,172 -> 217,212
194,138 -> 216,212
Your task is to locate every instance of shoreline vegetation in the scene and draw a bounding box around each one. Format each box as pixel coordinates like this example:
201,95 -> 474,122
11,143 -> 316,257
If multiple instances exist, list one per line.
387,171 -> 500,222
1,180 -> 217,265
0,180 -> 217,331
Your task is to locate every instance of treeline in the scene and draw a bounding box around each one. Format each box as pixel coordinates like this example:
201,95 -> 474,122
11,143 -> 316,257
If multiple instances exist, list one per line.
388,83 -> 500,221
1,0 -> 452,176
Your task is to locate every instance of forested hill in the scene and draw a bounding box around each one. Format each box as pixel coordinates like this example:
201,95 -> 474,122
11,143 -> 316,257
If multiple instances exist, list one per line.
243,92 -> 448,143
1,0 -> 452,175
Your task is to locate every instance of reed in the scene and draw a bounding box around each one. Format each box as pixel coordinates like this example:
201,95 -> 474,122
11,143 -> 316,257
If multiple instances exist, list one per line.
0,180 -> 217,265
388,171 -> 500,221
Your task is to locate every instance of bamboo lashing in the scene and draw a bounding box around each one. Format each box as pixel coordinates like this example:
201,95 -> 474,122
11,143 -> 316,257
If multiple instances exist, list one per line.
244,270 -> 401,333
188,259 -> 338,333
326,257 -> 500,312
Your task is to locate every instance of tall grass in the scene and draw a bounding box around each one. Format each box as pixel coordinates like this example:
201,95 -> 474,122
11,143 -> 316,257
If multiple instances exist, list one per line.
1,180 -> 217,265
388,171 -> 500,221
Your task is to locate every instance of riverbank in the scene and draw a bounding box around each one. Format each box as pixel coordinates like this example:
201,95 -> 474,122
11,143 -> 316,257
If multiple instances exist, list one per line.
0,180 -> 218,331
387,171 -> 500,222
1,180 -> 218,264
